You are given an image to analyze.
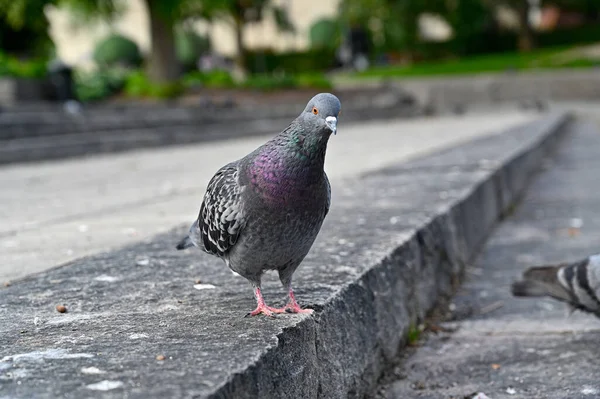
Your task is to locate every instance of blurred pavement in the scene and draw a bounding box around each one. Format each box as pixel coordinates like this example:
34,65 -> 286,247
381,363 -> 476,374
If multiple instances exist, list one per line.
0,111 -> 538,282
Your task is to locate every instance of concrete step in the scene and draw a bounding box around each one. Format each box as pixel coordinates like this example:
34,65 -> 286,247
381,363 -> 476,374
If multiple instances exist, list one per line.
0,90 -> 420,165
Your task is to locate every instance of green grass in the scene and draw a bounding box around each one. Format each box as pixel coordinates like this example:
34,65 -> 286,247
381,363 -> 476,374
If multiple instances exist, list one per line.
337,46 -> 599,82
407,323 -> 422,346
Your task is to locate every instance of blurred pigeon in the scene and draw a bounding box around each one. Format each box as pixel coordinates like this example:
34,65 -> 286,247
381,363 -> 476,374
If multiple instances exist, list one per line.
176,93 -> 341,317
511,254 -> 600,318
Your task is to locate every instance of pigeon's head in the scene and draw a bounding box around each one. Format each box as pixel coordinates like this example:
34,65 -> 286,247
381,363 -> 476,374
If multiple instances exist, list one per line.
300,93 -> 341,135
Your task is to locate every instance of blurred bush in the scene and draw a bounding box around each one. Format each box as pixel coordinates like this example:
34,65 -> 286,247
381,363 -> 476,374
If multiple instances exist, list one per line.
176,29 -> 211,72
182,70 -> 235,89
245,49 -> 337,74
538,25 -> 600,47
93,34 -> 143,68
0,51 -> 47,78
293,73 -> 332,90
243,74 -> 297,90
124,70 -> 183,99
74,68 -> 129,102
72,67 -> 332,102
243,73 -> 332,91
309,18 -> 342,50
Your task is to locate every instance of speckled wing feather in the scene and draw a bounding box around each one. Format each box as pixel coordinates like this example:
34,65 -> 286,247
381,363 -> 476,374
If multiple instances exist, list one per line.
197,162 -> 245,257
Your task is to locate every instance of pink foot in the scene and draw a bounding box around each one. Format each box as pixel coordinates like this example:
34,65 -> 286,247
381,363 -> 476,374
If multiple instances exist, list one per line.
246,302 -> 275,317
246,287 -> 280,317
285,303 -> 314,314
266,306 -> 287,314
282,290 -> 314,314
245,287 -> 314,317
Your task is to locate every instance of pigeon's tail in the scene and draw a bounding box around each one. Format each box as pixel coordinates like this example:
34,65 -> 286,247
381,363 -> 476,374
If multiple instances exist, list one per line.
511,265 -> 571,301
176,236 -> 194,250
511,258 -> 600,317
176,220 -> 201,250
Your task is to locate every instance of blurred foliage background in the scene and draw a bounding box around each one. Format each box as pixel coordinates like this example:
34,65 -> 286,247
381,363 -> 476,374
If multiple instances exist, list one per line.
0,0 -> 598,102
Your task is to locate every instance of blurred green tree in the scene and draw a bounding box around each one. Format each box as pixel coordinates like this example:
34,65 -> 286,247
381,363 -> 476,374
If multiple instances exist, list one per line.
0,0 -> 55,57
496,0 -> 536,52
309,18 -> 342,51
340,0 -> 599,57
340,0 -> 444,59
549,0 -> 600,14
498,0 -> 600,52
496,0 -> 600,52
63,0 -> 184,83
0,0 -> 195,83
183,0 -> 294,76
175,28 -> 210,71
442,0 -> 493,55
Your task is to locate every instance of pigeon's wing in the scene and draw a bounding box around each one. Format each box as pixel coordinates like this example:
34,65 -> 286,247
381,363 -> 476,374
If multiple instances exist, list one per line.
197,162 -> 246,257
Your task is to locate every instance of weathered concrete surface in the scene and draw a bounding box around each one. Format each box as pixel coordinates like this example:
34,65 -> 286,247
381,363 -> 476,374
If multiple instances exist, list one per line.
0,113 -> 569,398
0,111 -> 538,282
380,118 -> 600,399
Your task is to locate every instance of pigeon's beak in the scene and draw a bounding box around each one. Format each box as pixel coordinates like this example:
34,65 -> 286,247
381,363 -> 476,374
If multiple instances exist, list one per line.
326,116 -> 337,135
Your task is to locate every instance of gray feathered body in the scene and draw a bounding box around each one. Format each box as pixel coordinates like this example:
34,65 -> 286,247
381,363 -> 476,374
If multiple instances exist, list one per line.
511,254 -> 600,317
182,119 -> 331,287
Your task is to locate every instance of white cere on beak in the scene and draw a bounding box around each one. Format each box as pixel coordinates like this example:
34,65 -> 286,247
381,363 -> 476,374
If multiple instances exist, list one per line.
326,116 -> 337,134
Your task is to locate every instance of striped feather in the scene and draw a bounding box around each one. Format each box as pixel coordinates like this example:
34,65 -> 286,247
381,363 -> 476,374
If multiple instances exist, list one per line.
512,255 -> 600,317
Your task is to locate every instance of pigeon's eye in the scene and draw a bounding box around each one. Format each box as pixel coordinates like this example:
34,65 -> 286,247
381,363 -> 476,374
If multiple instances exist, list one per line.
312,107 -> 319,115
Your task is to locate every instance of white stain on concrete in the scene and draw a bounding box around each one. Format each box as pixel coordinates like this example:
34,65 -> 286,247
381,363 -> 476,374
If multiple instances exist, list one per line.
128,333 -> 149,340
582,386 -> 599,396
334,266 -> 357,275
47,314 -> 92,325
86,380 -> 124,391
135,258 -> 150,266
94,275 -> 120,282
1,349 -> 94,364
194,283 -> 217,290
81,366 -> 105,375
5,367 -> 29,379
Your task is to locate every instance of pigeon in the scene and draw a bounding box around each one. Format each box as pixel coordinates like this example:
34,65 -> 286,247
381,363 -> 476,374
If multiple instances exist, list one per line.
511,254 -> 600,318
176,93 -> 341,317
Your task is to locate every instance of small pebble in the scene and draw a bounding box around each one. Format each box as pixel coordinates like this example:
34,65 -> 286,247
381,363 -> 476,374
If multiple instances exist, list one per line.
195,279 -> 202,284
156,355 -> 166,361
56,305 -> 67,313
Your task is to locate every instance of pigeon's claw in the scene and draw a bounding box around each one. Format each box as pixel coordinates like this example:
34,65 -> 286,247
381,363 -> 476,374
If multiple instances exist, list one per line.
285,304 -> 314,314
246,303 -> 276,317
266,306 -> 287,314
246,287 -> 280,317
282,289 -> 314,314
